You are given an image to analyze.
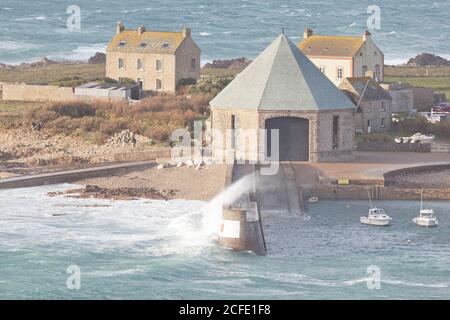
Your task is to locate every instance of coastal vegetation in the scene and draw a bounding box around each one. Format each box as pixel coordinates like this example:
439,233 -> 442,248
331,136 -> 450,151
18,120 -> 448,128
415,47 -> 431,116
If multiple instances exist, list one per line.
16,93 -> 212,145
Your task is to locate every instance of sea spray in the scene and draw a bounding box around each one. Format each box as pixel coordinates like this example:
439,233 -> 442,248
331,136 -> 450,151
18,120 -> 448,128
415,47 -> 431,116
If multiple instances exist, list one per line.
165,174 -> 256,251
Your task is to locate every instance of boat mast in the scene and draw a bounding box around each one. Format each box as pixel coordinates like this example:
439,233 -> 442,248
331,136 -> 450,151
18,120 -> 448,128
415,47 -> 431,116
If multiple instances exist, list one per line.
367,188 -> 373,209
420,190 -> 423,210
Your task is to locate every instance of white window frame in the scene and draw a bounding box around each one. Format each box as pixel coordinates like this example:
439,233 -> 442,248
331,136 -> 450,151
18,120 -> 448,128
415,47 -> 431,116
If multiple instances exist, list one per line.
337,66 -> 343,79
137,59 -> 143,71
156,59 -> 162,72
118,58 -> 124,70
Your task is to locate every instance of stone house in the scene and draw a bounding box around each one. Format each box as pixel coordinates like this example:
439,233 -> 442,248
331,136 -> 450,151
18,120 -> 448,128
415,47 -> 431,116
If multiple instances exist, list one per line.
339,77 -> 392,133
380,83 -> 414,114
210,33 -> 356,163
299,28 -> 384,86
106,22 -> 201,93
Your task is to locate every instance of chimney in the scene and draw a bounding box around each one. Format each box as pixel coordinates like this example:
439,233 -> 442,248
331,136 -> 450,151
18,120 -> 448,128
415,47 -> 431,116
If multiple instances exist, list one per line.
182,27 -> 191,38
116,21 -> 125,34
363,30 -> 371,42
304,28 -> 313,39
137,25 -> 146,35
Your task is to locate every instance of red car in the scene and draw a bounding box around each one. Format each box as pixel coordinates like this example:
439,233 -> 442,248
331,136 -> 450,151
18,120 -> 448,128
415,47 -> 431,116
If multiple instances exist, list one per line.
433,102 -> 450,113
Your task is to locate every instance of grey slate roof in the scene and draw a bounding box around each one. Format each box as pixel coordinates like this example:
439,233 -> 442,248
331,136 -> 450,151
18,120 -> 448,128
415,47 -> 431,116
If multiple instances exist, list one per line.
210,34 -> 355,111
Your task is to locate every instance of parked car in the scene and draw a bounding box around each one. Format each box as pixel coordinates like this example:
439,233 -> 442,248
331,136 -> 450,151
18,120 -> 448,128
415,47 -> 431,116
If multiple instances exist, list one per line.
433,102 -> 450,113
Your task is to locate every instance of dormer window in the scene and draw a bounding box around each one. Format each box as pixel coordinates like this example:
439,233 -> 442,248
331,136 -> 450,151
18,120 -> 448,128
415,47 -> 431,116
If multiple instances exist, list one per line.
119,41 -> 126,47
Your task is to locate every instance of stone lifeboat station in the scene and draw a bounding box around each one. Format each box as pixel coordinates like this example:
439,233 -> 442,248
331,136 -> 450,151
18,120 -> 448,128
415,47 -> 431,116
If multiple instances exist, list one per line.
210,33 -> 356,163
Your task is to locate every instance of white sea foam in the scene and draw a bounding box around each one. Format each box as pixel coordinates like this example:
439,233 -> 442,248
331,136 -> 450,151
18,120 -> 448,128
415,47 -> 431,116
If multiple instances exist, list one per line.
0,41 -> 39,52
199,32 -> 211,36
49,43 -> 107,62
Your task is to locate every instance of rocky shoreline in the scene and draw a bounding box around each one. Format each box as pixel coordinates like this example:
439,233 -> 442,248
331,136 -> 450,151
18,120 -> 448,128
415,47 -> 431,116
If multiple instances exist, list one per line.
48,185 -> 178,201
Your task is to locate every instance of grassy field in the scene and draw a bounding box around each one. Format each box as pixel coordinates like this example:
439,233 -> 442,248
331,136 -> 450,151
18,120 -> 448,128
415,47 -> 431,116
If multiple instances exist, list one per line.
0,63 -> 105,85
384,75 -> 450,99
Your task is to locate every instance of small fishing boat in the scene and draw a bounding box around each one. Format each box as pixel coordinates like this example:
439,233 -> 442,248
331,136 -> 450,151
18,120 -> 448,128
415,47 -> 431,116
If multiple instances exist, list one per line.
360,208 -> 392,226
360,189 -> 392,226
308,196 -> 319,203
413,192 -> 438,227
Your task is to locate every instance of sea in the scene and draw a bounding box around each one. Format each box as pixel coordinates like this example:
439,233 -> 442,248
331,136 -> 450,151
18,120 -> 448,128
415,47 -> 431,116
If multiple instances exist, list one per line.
0,0 -> 449,65
0,184 -> 449,299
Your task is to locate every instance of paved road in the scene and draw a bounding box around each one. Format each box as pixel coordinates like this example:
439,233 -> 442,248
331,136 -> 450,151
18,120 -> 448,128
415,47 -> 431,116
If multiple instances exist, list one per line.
0,161 -> 155,189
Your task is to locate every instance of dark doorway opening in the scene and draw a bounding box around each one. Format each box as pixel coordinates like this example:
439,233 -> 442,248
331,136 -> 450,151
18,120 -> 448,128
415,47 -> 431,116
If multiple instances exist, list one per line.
265,117 -> 309,161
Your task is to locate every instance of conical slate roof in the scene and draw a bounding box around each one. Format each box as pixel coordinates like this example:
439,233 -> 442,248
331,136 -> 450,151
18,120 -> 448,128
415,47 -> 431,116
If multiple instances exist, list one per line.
210,34 -> 355,111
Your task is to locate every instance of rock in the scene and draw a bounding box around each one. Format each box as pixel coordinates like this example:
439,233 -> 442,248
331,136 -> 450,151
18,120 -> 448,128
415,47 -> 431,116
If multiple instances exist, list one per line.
88,52 -> 106,65
105,130 -> 137,147
407,53 -> 450,67
195,163 -> 202,170
176,161 -> 184,168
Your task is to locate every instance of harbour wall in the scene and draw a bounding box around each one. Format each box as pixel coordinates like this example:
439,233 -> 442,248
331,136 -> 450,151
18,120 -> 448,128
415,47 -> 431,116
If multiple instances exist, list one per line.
303,185 -> 450,201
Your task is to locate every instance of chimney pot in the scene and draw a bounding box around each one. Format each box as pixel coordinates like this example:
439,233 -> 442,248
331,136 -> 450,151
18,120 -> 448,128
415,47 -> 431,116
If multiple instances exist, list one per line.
137,25 -> 146,35
304,28 -> 313,39
182,27 -> 191,38
116,21 -> 125,34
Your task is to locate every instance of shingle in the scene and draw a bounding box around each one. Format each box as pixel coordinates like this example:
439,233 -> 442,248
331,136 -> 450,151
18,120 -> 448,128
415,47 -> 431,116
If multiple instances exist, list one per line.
210,34 -> 355,111
298,35 -> 364,57
107,30 -> 184,54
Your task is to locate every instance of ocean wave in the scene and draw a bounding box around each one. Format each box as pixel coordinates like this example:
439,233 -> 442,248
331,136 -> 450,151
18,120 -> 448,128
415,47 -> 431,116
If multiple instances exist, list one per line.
199,32 -> 211,36
48,43 -> 107,62
0,41 -> 40,52
15,15 -> 47,22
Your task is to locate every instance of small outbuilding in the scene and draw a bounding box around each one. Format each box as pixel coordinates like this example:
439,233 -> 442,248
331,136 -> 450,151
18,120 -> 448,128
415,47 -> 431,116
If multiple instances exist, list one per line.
75,82 -> 140,102
210,33 -> 356,163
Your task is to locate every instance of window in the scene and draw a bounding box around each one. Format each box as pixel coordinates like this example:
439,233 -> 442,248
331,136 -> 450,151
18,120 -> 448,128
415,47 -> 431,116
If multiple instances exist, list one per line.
137,78 -> 143,90
367,103 -> 372,112
381,101 -> 386,112
137,59 -> 143,70
337,67 -> 343,79
332,115 -> 339,149
118,58 -> 124,69
140,42 -> 147,48
319,66 -> 326,73
362,65 -> 368,76
381,117 -> 386,128
119,41 -> 126,47
191,58 -> 196,71
375,65 -> 380,81
367,119 -> 372,133
156,79 -> 162,91
162,42 -> 170,48
156,59 -> 162,71
231,115 -> 236,149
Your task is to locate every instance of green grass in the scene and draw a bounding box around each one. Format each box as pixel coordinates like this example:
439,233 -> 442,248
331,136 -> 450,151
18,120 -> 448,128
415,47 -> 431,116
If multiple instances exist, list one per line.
0,63 -> 105,85
384,76 -> 450,99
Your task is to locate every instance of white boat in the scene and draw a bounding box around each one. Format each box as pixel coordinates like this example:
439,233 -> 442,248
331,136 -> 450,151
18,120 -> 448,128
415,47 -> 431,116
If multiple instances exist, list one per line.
360,190 -> 392,226
413,193 -> 438,227
308,196 -> 319,203
360,208 -> 392,226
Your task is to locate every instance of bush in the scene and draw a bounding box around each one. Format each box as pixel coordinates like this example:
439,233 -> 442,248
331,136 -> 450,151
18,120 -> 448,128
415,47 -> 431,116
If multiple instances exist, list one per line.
188,76 -> 233,95
25,92 -> 213,145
